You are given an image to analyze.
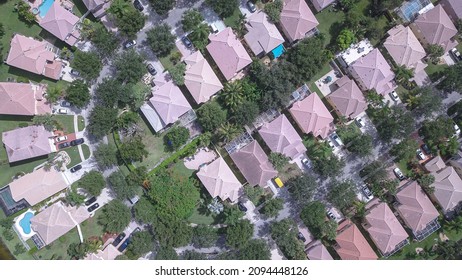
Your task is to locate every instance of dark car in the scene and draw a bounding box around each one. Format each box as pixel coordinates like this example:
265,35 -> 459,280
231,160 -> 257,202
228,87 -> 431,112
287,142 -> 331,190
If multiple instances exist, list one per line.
421,144 -> 431,155
112,232 -> 126,247
87,203 -> 100,212
84,197 -> 97,206
123,40 -> 136,49
237,202 -> 247,212
133,0 -> 144,11
297,232 -> 306,242
118,237 -> 130,252
58,142 -> 70,149
247,1 -> 257,13
61,100 -> 71,107
69,164 -> 82,173
70,69 -> 80,76
182,36 -> 192,49
70,138 -> 85,146
147,63 -> 157,75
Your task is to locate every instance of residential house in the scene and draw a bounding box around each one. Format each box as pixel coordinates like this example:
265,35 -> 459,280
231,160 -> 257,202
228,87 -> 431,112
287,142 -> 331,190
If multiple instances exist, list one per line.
327,76 -> 367,120
258,114 -> 306,160
449,150 -> 462,178
280,0 -> 319,43
183,51 -> 223,104
206,27 -> 252,81
39,2 -> 81,46
230,140 -> 278,187
6,34 -> 63,80
2,125 -> 54,163
395,181 -> 440,241
430,165 -> 462,218
338,39 -> 374,67
310,0 -> 336,12
197,157 -> 243,203
305,240 -> 334,260
363,199 -> 409,257
82,0 -> 111,19
384,25 -> 427,74
424,155 -> 446,173
334,220 -> 378,260
85,244 -> 121,260
441,0 -> 462,23
0,82 -> 51,116
289,93 -> 334,139
244,11 -> 285,57
349,48 -> 397,96
410,4 -> 458,53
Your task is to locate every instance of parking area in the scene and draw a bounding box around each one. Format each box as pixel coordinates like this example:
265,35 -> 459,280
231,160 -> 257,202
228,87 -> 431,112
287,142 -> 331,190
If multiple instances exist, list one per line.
175,39 -> 195,58
54,132 -> 77,150
239,0 -> 258,18
63,159 -> 97,184
200,6 -> 227,33
383,91 -> 402,106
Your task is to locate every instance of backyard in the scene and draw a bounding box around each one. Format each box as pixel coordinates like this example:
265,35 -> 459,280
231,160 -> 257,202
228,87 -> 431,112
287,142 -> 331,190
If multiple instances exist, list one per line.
0,210 -> 35,260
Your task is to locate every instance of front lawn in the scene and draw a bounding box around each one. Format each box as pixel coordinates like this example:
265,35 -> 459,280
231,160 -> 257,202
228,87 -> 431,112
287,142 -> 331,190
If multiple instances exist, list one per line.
158,46 -> 181,71
53,115 -> 75,134
81,144 -> 91,160
223,8 -> 241,30
80,209 -> 106,239
77,116 -> 85,132
64,146 -> 82,167
425,62 -> 448,81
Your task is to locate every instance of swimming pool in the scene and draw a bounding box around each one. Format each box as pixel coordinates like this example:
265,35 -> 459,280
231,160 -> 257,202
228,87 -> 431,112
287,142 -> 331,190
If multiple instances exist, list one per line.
19,212 -> 34,235
39,0 -> 55,18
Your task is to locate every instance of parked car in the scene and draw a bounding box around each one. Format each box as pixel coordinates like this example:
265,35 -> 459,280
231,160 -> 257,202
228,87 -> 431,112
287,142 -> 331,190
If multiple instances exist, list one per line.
416,149 -> 426,161
389,91 -> 400,102
133,0 -> 144,11
182,36 -> 193,49
123,40 -> 136,49
58,142 -> 70,149
273,177 -> 284,188
118,237 -> 130,252
131,227 -> 141,235
87,203 -> 99,212
327,139 -> 335,148
61,100 -> 71,107
70,164 -> 82,173
326,211 -> 335,220
247,1 -> 257,13
393,167 -> 405,181
70,69 -> 80,76
361,185 -> 373,199
301,158 -> 311,168
355,117 -> 365,128
210,23 -> 218,33
55,136 -> 68,143
57,108 -> 68,114
454,123 -> 461,136
450,47 -> 461,61
147,63 -> 157,75
84,197 -> 97,206
331,133 -> 344,146
297,232 -> 306,242
421,144 -> 431,155
112,232 -> 126,247
70,138 -> 85,146
237,202 -> 247,212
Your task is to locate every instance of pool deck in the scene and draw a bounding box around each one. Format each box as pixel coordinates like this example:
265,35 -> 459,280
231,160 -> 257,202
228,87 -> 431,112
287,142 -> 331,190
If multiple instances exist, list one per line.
14,209 -> 36,240
184,148 -> 217,170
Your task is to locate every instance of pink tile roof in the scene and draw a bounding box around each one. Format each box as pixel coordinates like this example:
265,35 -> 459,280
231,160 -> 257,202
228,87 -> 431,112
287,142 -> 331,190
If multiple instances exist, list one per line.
82,0 -> 111,17
425,155 -> 446,172
31,202 -> 90,245
306,240 -> 334,260
328,76 -> 367,119
40,2 -> 80,46
310,0 -> 336,12
149,81 -> 192,126
413,5 -> 458,53
258,114 -> 306,160
230,140 -> 278,187
335,220 -> 378,260
442,0 -> 462,20
2,125 -> 53,163
85,244 -> 122,260
197,157 -> 242,202
8,167 -> 68,206
280,0 -> 319,42
184,51 -> 223,104
396,181 -> 440,233
6,34 -> 63,80
431,166 -> 462,213
364,199 -> 409,256
384,25 -> 427,72
350,48 -> 397,95
289,93 -> 334,139
0,82 -> 51,116
244,11 -> 285,56
207,27 -> 252,80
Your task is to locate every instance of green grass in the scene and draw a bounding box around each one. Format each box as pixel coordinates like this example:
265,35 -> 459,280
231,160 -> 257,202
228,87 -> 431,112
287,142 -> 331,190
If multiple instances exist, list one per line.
134,117 -> 171,170
307,62 -> 332,85
81,144 -> 91,160
187,208 -> 216,225
223,8 -> 241,30
72,0 -> 88,18
337,123 -> 361,144
425,63 -> 449,81
53,115 -> 75,134
169,160 -> 194,178
80,209 -> 105,239
158,47 -> 180,71
315,6 -> 345,46
77,116 -> 85,132
35,228 -> 80,260
64,146 -> 82,167
0,210 -> 35,260
397,158 -> 412,177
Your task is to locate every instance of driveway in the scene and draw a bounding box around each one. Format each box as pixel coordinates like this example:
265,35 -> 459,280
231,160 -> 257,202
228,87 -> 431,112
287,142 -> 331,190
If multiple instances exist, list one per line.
239,0 -> 258,18
199,5 -> 226,32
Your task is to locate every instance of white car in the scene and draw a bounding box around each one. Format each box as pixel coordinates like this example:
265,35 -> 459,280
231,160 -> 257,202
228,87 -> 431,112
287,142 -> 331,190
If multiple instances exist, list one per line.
389,91 -> 400,102
355,117 -> 365,128
454,124 -> 461,136
393,167 -> 405,181
55,136 -> 68,143
361,185 -> 373,199
301,158 -> 311,168
57,108 -> 68,114
326,139 -> 335,148
416,149 -> 426,161
450,47 -> 461,61
331,132 -> 344,146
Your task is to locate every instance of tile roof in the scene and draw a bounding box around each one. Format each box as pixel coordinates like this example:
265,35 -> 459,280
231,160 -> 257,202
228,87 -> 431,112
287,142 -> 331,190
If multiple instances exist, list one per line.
396,181 -> 440,233
384,25 -> 427,72
289,93 -> 334,139
280,0 -> 319,42
244,11 -> 285,56
335,220 -> 378,260
230,140 -> 278,187
0,82 -> 51,116
306,240 -> 334,260
364,199 -> 409,256
197,157 -> 242,202
350,48 -> 397,95
431,166 -> 462,213
149,81 -> 192,126
258,114 -> 306,160
424,155 -> 446,172
2,125 -> 53,163
206,27 -> 252,80
82,0 -> 111,17
39,2 -> 80,46
310,0 -> 336,12
6,34 -> 63,80
184,51 -> 223,104
84,244 -> 121,260
442,0 -> 462,20
328,76 -> 367,119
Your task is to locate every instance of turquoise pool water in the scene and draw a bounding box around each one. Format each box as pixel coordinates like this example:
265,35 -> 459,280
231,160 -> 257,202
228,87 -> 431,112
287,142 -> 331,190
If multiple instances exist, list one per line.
39,0 -> 55,18
19,212 -> 34,235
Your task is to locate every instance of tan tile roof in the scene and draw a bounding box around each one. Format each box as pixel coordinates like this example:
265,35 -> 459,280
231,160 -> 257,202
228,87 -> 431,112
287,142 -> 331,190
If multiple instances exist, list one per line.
39,2 -> 80,46
425,156 -> 446,172
306,240 -> 334,260
0,82 -> 51,116
280,0 -> 319,42
2,125 -> 53,163
244,11 -> 285,56
431,166 -> 462,213
335,220 -> 378,260
149,81 -> 192,126
328,76 -> 367,119
84,244 -> 121,260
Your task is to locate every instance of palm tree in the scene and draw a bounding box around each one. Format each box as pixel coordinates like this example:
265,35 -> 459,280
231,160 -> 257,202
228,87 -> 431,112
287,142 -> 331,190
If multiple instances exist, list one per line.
446,216 -> 462,234
217,123 -> 241,143
189,23 -> 210,51
394,65 -> 414,85
223,81 -> 245,112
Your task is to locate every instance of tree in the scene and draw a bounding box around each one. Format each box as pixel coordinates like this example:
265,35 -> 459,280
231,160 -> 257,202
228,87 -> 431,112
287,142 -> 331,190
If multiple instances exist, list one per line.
109,0 -> 145,37
182,250 -> 206,260
16,1 -> 36,25
286,175 -> 317,204
206,0 -> 238,18
434,240 -> 460,260
222,205 -> 244,225
94,144 -> 118,170
125,83 -> 150,110
168,63 -> 186,86
71,51 -> 102,81
181,9 -> 204,32
146,24 -> 176,57
33,113 -> 56,131
115,254 -> 129,260
270,219 -> 306,260
232,100 -> 260,126
65,187 -> 86,206
238,239 -> 271,260
223,81 -> 245,112
390,138 -> 419,162
88,106 -> 118,139
108,170 -> 137,200
114,50 -> 146,84
217,123 -> 241,143
192,225 -> 218,248
118,136 -> 148,163
164,126 -> 189,151
268,153 -> 289,172
156,246 -> 179,260
427,44 -> 444,63
226,220 -> 254,249
189,23 -> 210,51
300,201 -> 326,239
98,200 -> 131,233
150,0 -> 175,15
116,111 -> 141,131
91,25 -> 118,58
361,161 -> 388,184
77,171 -> 105,196
421,116 -> 455,148
347,134 -> 373,157
127,231 -> 153,258
151,215 -> 193,247
197,102 -> 227,132
65,80 -> 90,108
322,220 -> 338,241
337,29 -> 356,50
133,197 -> 156,224
94,78 -> 126,108
394,65 -> 414,85
261,198 -> 284,218
313,155 -> 345,177
327,180 -> 357,211
411,87 -> 442,119
264,0 -> 283,23
438,62 -> 462,93
126,166 -> 150,189
373,106 -> 415,142
67,242 -> 89,259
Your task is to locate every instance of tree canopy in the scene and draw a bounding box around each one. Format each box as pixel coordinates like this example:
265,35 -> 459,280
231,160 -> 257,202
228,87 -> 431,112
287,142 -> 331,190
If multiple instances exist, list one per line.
390,138 -> 419,162
192,225 -> 218,248
77,171 -> 106,197
226,219 -> 254,249
98,200 -> 131,233
87,106 -> 118,139
65,80 -> 90,108
261,198 -> 284,218
264,0 -> 283,23
94,78 -> 127,108
197,102 -> 227,132
164,126 -> 189,151
107,170 -> 137,200
118,136 -> 148,163
108,0 -> 145,38
327,180 -> 357,211
238,239 -> 271,260
126,231 -> 153,259
146,24 -> 176,57
438,62 -> 462,93
150,0 -> 175,15
206,0 -> 238,18
287,175 -> 317,204
71,51 -> 102,81
114,50 -> 146,84
181,9 -> 204,32
91,25 -> 118,58
270,219 -> 307,260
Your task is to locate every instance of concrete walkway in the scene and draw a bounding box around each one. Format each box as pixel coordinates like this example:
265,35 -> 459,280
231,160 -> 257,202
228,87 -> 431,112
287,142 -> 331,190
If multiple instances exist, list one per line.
74,115 -> 85,162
